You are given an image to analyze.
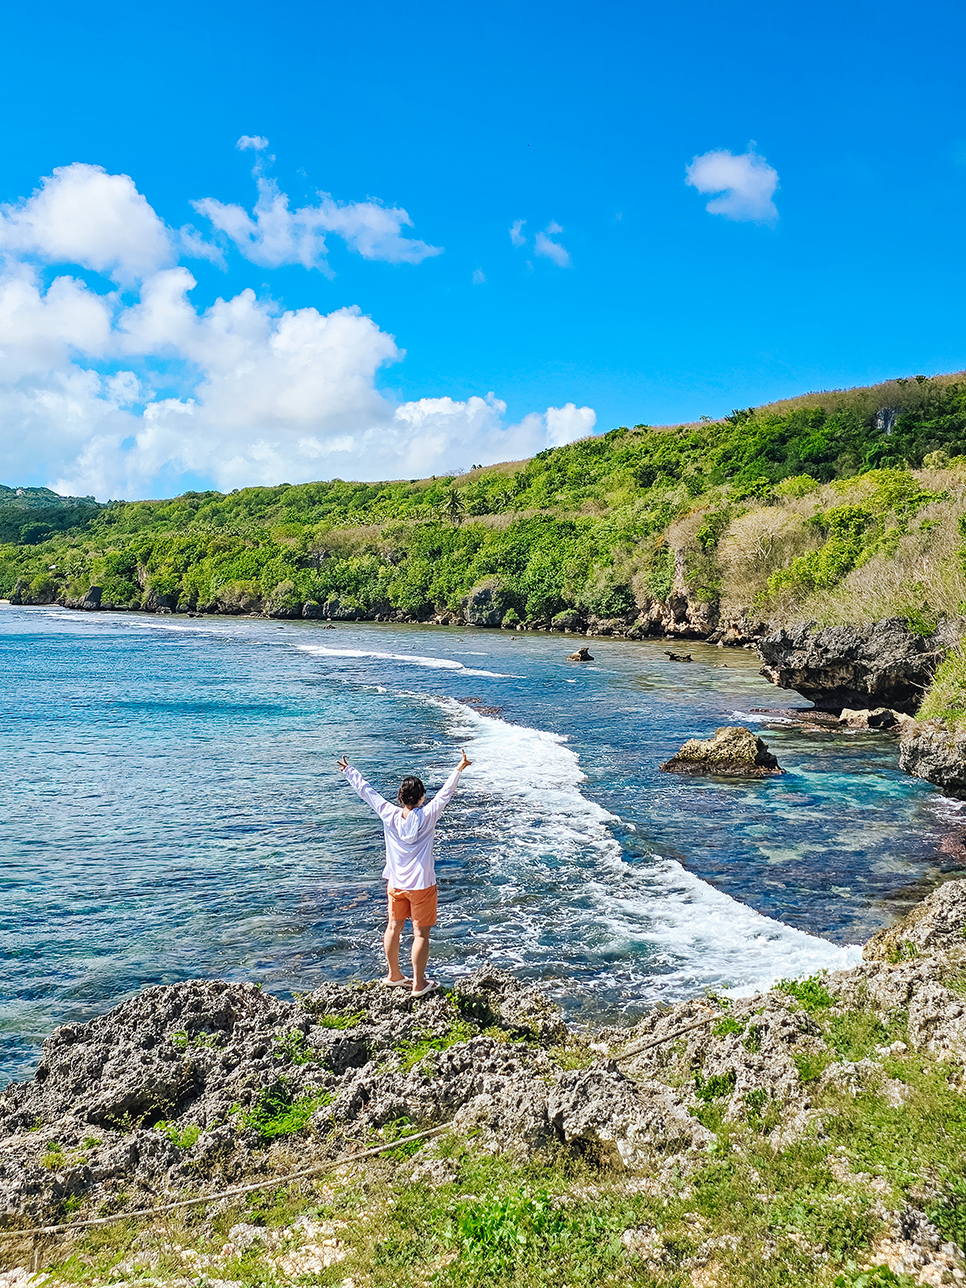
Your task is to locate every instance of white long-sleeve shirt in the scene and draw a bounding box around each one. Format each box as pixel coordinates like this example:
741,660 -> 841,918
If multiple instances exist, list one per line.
342,765 -> 461,890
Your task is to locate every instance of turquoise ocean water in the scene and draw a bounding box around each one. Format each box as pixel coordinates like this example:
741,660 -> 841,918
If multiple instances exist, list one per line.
2,605 -> 960,1085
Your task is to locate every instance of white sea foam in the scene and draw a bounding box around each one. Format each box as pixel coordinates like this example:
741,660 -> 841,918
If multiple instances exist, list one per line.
428,697 -> 860,1007
296,643 -> 513,679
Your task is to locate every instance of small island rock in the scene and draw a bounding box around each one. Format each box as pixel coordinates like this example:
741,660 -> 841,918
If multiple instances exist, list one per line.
567,647 -> 594,662
660,725 -> 784,777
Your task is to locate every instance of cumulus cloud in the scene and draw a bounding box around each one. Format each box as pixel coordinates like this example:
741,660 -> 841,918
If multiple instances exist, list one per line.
534,222 -> 570,267
0,162 -> 595,500
194,144 -> 442,271
685,148 -> 779,223
0,163 -> 176,285
509,219 -> 526,247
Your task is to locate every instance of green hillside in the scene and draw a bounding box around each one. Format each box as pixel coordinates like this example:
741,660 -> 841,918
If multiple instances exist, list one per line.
3,371 -> 966,630
0,485 -> 101,546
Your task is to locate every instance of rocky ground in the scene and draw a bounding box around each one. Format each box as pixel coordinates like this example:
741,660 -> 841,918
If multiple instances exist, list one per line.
5,885 -> 966,1284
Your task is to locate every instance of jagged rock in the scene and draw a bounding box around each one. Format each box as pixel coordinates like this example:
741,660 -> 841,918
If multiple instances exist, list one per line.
839,706 -> 906,730
547,1065 -> 713,1167
551,610 -> 585,633
65,585 -> 102,611
864,879 -> 966,964
321,598 -> 362,621
659,725 -> 783,777
461,583 -> 506,627
899,718 -> 966,798
757,618 -> 956,713
567,647 -> 594,662
663,650 -> 692,662
452,968 -> 568,1043
301,601 -> 325,619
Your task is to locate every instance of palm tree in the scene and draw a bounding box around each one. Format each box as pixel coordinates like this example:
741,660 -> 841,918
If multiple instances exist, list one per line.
439,488 -> 465,527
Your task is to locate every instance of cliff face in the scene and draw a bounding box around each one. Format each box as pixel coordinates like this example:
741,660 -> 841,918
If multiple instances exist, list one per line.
756,618 -> 958,713
899,719 -> 966,798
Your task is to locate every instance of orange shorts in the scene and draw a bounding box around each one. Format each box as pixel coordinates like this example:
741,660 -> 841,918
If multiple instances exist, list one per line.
387,884 -> 438,927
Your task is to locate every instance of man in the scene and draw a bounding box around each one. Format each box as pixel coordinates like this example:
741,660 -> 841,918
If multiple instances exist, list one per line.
337,748 -> 472,997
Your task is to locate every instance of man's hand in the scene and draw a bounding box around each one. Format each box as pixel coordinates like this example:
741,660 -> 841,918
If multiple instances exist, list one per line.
457,748 -> 473,772
337,755 -> 349,772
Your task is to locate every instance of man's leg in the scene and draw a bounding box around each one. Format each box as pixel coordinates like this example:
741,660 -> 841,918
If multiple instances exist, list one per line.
384,918 -> 408,982
411,925 -> 432,991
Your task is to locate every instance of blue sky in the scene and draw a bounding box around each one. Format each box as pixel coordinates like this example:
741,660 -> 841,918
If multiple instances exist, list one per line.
1,0 -> 964,498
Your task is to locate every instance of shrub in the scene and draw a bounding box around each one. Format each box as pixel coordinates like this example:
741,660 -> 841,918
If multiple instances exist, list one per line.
776,973 -> 835,1012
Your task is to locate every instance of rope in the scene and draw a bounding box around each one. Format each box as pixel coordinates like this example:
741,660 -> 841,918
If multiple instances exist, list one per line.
612,1011 -> 718,1060
3,1123 -> 449,1239
5,1013 -> 720,1241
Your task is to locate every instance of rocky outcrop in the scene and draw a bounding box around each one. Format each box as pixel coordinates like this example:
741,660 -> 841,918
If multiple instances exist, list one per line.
757,618 -> 956,713
899,718 -> 966,798
461,583 -> 506,627
567,647 -> 594,662
64,585 -> 102,611
10,884 -> 966,1287
864,879 -> 966,963
659,725 -> 784,777
839,706 -> 907,730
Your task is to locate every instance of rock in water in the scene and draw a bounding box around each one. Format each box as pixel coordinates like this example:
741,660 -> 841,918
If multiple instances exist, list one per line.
660,725 -> 784,777
756,618 -> 955,714
567,647 -> 594,662
839,707 -> 906,730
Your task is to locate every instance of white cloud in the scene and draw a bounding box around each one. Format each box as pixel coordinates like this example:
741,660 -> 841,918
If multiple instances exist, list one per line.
534,222 -> 570,267
194,151 -> 443,271
685,148 -> 779,223
0,163 -> 175,285
472,268 -> 486,284
237,135 -> 270,152
509,219 -> 527,247
0,162 -> 596,500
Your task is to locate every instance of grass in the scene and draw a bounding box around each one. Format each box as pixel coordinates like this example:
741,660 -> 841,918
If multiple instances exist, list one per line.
395,1018 -> 476,1072
917,642 -> 966,726
237,1079 -> 330,1141
155,1121 -> 201,1149
312,1010 -> 367,1031
776,972 -> 835,1011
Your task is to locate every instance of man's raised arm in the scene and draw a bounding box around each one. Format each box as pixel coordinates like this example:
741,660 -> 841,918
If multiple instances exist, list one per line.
338,757 -> 396,823
422,749 -> 473,825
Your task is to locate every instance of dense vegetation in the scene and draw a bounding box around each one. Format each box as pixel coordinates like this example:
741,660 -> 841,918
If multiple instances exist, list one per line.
3,372 -> 966,630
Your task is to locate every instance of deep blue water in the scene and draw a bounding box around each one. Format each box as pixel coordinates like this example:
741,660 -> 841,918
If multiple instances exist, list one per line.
1,605 -> 959,1084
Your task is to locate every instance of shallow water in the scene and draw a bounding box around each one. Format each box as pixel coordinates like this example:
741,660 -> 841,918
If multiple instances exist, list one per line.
1,606 -> 960,1083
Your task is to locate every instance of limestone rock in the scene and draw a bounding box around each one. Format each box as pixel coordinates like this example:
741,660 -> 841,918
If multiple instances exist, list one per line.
757,618 -> 956,713
567,647 -> 594,662
461,582 -> 506,628
547,1064 -> 713,1167
452,968 -> 567,1043
659,725 -> 783,777
64,585 -> 102,611
839,706 -> 905,730
864,879 -> 966,963
899,718 -> 966,798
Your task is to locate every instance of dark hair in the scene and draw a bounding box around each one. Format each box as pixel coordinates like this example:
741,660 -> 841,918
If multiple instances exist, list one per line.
398,776 -> 426,808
